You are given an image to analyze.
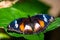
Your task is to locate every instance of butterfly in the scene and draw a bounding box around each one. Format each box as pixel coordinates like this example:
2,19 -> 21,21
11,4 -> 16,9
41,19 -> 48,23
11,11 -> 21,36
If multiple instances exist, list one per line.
7,14 -> 54,34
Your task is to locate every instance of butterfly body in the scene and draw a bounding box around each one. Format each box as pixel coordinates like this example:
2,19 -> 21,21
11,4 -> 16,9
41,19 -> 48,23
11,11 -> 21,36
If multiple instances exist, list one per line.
7,14 -> 54,34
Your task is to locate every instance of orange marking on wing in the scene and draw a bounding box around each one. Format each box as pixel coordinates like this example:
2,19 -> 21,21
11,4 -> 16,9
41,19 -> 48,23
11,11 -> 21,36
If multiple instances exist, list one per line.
19,23 -> 25,32
38,20 -> 45,28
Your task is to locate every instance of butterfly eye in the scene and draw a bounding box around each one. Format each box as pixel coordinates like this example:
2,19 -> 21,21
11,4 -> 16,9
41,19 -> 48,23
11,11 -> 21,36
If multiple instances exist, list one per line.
38,20 -> 45,28
19,23 -> 25,32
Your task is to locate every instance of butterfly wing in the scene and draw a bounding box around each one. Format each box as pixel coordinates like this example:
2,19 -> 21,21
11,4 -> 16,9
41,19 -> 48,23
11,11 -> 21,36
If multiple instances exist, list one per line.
7,18 -> 23,33
32,14 -> 54,33
33,14 -> 54,26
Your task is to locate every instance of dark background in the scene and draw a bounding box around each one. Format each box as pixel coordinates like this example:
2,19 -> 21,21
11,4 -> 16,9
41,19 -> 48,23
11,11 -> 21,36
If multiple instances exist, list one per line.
44,27 -> 60,40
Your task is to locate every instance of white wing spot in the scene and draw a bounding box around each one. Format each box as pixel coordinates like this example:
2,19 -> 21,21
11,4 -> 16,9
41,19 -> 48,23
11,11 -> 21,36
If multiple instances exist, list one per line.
43,14 -> 47,22
15,20 -> 18,28
35,23 -> 40,29
24,25 -> 32,30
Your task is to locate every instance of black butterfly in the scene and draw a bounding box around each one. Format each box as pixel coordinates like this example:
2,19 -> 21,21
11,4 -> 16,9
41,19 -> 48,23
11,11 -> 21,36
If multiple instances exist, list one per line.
7,14 -> 54,34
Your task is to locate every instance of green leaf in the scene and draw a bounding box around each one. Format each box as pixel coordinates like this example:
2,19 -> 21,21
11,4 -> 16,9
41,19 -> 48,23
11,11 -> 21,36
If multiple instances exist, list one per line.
44,18 -> 60,33
23,32 -> 44,40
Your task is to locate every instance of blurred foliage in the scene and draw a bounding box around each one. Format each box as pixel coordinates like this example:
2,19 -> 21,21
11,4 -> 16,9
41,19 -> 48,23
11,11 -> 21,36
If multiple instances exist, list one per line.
0,0 -> 60,40
0,33 -> 10,39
